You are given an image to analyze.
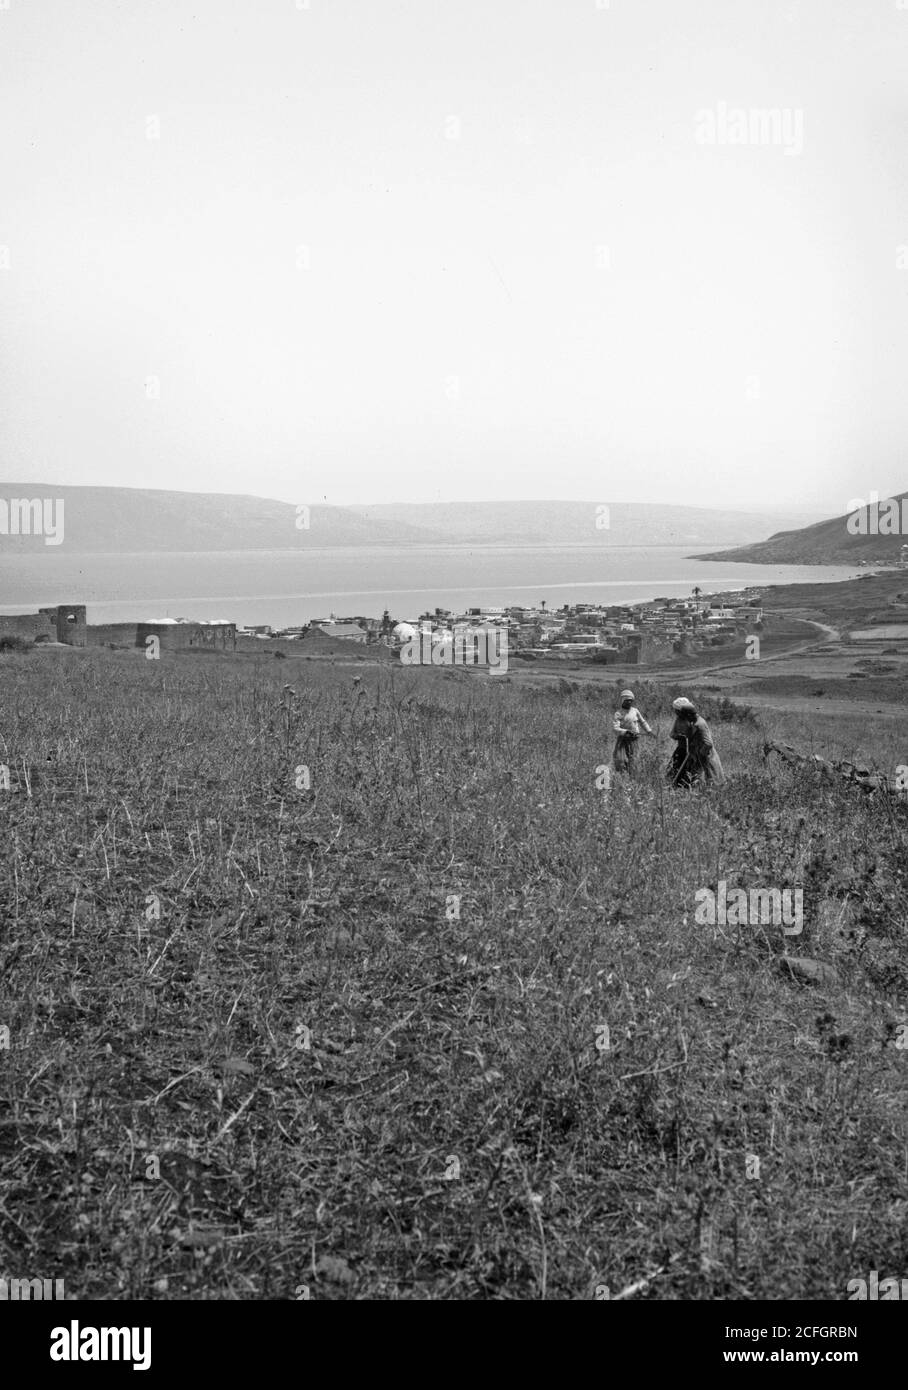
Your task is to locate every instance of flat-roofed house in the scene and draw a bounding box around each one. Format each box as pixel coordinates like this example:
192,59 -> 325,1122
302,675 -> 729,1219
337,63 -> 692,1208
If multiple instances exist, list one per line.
317,621 -> 368,643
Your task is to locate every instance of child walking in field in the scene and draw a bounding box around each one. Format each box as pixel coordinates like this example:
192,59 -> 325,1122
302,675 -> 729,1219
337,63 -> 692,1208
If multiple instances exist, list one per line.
612,689 -> 654,775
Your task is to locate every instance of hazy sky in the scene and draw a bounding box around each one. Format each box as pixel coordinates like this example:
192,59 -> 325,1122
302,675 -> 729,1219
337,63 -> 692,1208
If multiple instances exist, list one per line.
2,0 -> 907,511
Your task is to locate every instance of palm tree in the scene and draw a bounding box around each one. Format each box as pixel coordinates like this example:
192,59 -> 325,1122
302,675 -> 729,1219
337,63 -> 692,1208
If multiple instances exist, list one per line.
540,599 -> 547,612
692,586 -> 702,615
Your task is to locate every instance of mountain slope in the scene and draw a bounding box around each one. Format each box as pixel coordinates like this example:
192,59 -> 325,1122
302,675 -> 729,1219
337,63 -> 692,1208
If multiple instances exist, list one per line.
347,500 -> 825,547
0,485 -> 446,552
0,484 -> 826,554
696,491 -> 908,564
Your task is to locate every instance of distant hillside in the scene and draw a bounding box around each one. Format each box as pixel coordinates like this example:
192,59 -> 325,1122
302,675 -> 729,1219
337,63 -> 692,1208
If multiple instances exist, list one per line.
0,484 -> 825,554
0,485 -> 444,552
347,500 -> 824,547
697,491 -> 908,565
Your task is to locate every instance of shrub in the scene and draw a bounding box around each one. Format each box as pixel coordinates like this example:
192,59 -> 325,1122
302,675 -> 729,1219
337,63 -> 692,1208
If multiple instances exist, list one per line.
700,694 -> 758,725
0,634 -> 32,653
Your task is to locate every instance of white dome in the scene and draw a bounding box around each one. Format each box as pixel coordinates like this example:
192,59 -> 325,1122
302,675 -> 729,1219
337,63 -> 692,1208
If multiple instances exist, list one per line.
393,622 -> 418,640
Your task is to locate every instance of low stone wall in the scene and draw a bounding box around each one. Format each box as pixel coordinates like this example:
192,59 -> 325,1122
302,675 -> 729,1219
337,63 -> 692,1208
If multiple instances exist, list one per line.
88,623 -> 144,649
0,612 -> 44,640
90,622 -> 236,651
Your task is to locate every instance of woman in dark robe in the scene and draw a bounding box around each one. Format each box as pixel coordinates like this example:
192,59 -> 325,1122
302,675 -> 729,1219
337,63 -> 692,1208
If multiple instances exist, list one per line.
667,697 -> 725,787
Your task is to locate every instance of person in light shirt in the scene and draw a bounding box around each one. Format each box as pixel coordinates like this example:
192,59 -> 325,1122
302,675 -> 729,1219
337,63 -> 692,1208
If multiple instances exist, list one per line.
612,689 -> 654,775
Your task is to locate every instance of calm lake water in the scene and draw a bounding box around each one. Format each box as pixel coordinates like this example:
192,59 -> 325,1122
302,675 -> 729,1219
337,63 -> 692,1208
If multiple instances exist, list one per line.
0,546 -> 863,627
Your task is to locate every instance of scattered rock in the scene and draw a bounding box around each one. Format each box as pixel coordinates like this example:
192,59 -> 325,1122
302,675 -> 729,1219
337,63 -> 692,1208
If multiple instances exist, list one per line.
220,1056 -> 256,1076
178,1227 -> 226,1249
779,957 -> 838,987
316,1254 -> 353,1284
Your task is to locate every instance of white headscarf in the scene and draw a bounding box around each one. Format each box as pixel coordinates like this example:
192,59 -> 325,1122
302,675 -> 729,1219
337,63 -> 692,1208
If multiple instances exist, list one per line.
672,697 -> 695,712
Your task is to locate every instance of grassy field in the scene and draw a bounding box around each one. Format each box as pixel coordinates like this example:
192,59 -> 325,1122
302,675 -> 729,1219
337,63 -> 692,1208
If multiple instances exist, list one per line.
1,644 -> 907,1300
761,571 -> 908,632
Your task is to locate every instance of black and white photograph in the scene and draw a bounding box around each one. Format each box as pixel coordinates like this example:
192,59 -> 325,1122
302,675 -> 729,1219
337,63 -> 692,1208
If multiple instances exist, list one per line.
1,0 -> 907,1353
